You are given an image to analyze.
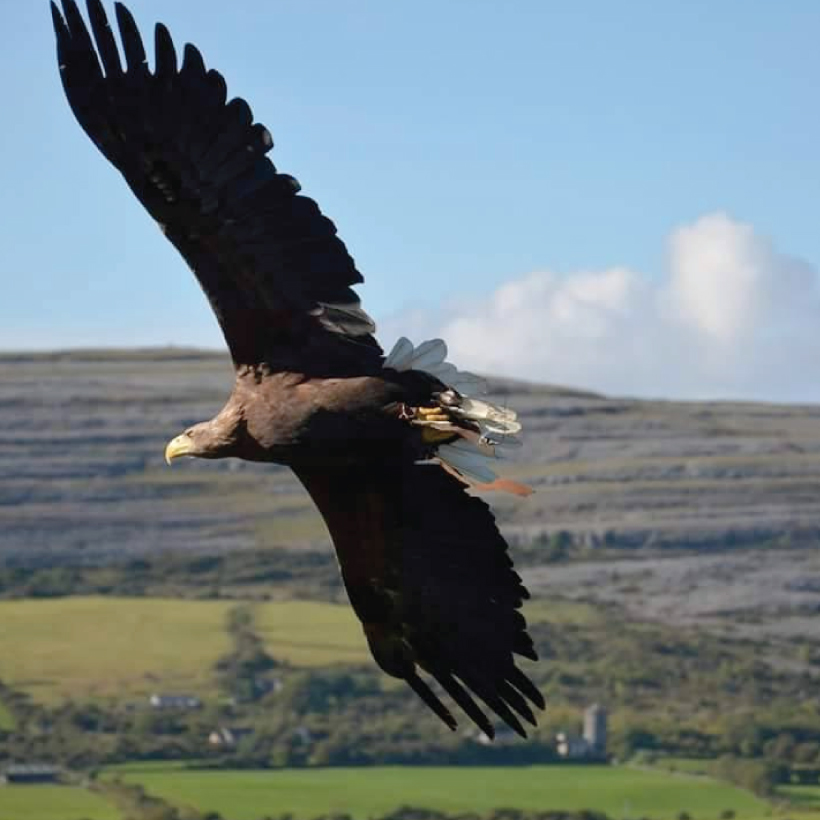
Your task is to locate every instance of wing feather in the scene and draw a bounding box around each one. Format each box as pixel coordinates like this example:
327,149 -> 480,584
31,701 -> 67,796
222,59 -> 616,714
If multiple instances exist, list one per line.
429,668 -> 495,738
87,0 -> 121,77
153,22 -> 176,82
114,3 -> 147,74
294,460 -> 543,738
51,1 -> 381,367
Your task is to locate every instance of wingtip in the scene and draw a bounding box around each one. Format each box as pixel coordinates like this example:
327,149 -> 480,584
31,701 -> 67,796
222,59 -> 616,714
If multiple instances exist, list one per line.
406,672 -> 458,733
113,1 -> 129,25
50,1 -> 70,66
154,20 -> 173,46
499,680 -> 538,728
86,0 -> 124,77
113,0 -> 147,72
86,0 -> 105,20
181,41 -> 206,75
113,0 -> 137,34
50,0 -> 65,33
60,0 -> 85,38
490,698 -> 527,738
509,667 -> 545,710
432,669 -> 496,740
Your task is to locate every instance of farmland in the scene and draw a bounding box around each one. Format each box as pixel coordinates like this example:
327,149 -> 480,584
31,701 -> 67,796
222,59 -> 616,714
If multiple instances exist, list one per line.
0,597 -> 233,703
1,591 -> 818,777
0,596 -> 604,704
2,763 -> 814,820
254,600 -> 369,667
0,784 -> 120,820
0,597 -> 370,703
779,784 -> 820,809
104,763 -> 769,820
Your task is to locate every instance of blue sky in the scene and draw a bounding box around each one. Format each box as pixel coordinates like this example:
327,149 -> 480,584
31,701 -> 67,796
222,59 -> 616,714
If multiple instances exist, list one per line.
2,1 -> 819,398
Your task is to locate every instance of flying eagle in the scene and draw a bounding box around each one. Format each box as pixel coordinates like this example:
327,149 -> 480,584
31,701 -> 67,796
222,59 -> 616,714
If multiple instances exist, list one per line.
51,0 -> 543,738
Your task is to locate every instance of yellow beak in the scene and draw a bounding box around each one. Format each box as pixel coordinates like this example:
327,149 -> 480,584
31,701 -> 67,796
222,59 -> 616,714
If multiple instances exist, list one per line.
164,434 -> 194,465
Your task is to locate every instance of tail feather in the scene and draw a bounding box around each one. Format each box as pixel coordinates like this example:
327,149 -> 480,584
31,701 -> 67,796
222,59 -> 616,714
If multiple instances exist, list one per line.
383,336 -> 415,370
384,336 -> 530,494
449,372 -> 487,395
437,442 -> 499,484
409,338 -> 448,371
384,337 -> 484,392
384,336 -> 447,372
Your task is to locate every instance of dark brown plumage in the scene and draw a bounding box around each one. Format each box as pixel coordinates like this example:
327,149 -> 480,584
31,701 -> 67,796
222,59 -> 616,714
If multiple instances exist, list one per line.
51,0 -> 543,738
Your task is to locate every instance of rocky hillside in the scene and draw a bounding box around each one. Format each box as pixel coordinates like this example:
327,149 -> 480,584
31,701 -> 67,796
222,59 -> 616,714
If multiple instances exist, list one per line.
2,348 -> 820,567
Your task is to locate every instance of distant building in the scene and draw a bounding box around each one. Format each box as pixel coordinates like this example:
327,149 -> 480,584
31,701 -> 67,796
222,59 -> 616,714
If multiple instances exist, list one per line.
555,703 -> 608,761
474,728 -> 520,746
149,694 -> 202,710
583,703 -> 607,757
555,732 -> 592,759
208,726 -> 253,748
2,764 -> 60,785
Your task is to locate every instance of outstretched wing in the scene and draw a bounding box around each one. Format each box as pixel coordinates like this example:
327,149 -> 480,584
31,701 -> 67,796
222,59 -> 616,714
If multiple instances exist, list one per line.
51,0 -> 381,367
294,460 -> 544,738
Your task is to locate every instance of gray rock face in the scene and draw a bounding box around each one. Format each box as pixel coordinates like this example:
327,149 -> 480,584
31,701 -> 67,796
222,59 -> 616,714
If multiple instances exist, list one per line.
3,349 -> 820,566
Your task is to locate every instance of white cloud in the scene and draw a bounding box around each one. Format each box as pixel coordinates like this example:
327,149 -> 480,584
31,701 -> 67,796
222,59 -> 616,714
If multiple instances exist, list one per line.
665,213 -> 816,345
384,213 -> 820,402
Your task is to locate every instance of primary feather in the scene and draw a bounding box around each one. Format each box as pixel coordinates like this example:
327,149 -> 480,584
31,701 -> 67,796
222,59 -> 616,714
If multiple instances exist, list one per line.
52,0 -> 380,369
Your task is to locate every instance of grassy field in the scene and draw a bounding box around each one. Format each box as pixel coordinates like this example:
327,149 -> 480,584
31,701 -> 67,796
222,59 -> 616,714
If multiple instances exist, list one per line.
255,597 -> 598,668
0,595 -> 571,703
105,763 -> 768,820
0,597 -> 233,702
653,757 -> 713,775
654,760 -> 820,809
0,597 -> 367,703
254,600 -> 368,666
779,784 -> 820,808
0,784 -> 120,820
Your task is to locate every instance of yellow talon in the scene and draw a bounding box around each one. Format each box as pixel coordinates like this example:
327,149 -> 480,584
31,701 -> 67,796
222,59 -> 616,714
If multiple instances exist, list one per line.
421,427 -> 458,444
416,406 -> 450,422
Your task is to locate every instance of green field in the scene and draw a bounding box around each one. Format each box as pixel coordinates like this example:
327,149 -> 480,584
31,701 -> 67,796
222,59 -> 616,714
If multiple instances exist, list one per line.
653,757 -> 713,775
255,597 -> 595,669
0,784 -> 120,820
778,784 -> 820,808
0,597 -> 367,703
0,597 -> 233,702
656,761 -> 820,809
0,595 -> 569,703
106,763 -> 768,820
255,600 -> 368,666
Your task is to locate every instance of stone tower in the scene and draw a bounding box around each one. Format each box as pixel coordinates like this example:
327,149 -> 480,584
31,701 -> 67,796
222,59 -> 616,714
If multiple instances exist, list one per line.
583,703 -> 607,757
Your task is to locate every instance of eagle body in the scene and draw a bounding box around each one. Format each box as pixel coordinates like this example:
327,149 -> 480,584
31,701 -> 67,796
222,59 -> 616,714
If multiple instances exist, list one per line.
196,367 -> 435,466
51,0 -> 545,739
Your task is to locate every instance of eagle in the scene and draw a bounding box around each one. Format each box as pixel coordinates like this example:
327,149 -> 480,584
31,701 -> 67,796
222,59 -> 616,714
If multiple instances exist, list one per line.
51,0 -> 544,738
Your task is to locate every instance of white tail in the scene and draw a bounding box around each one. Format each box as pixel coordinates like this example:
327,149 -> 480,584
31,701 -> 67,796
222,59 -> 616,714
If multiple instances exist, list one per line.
384,337 -> 529,493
